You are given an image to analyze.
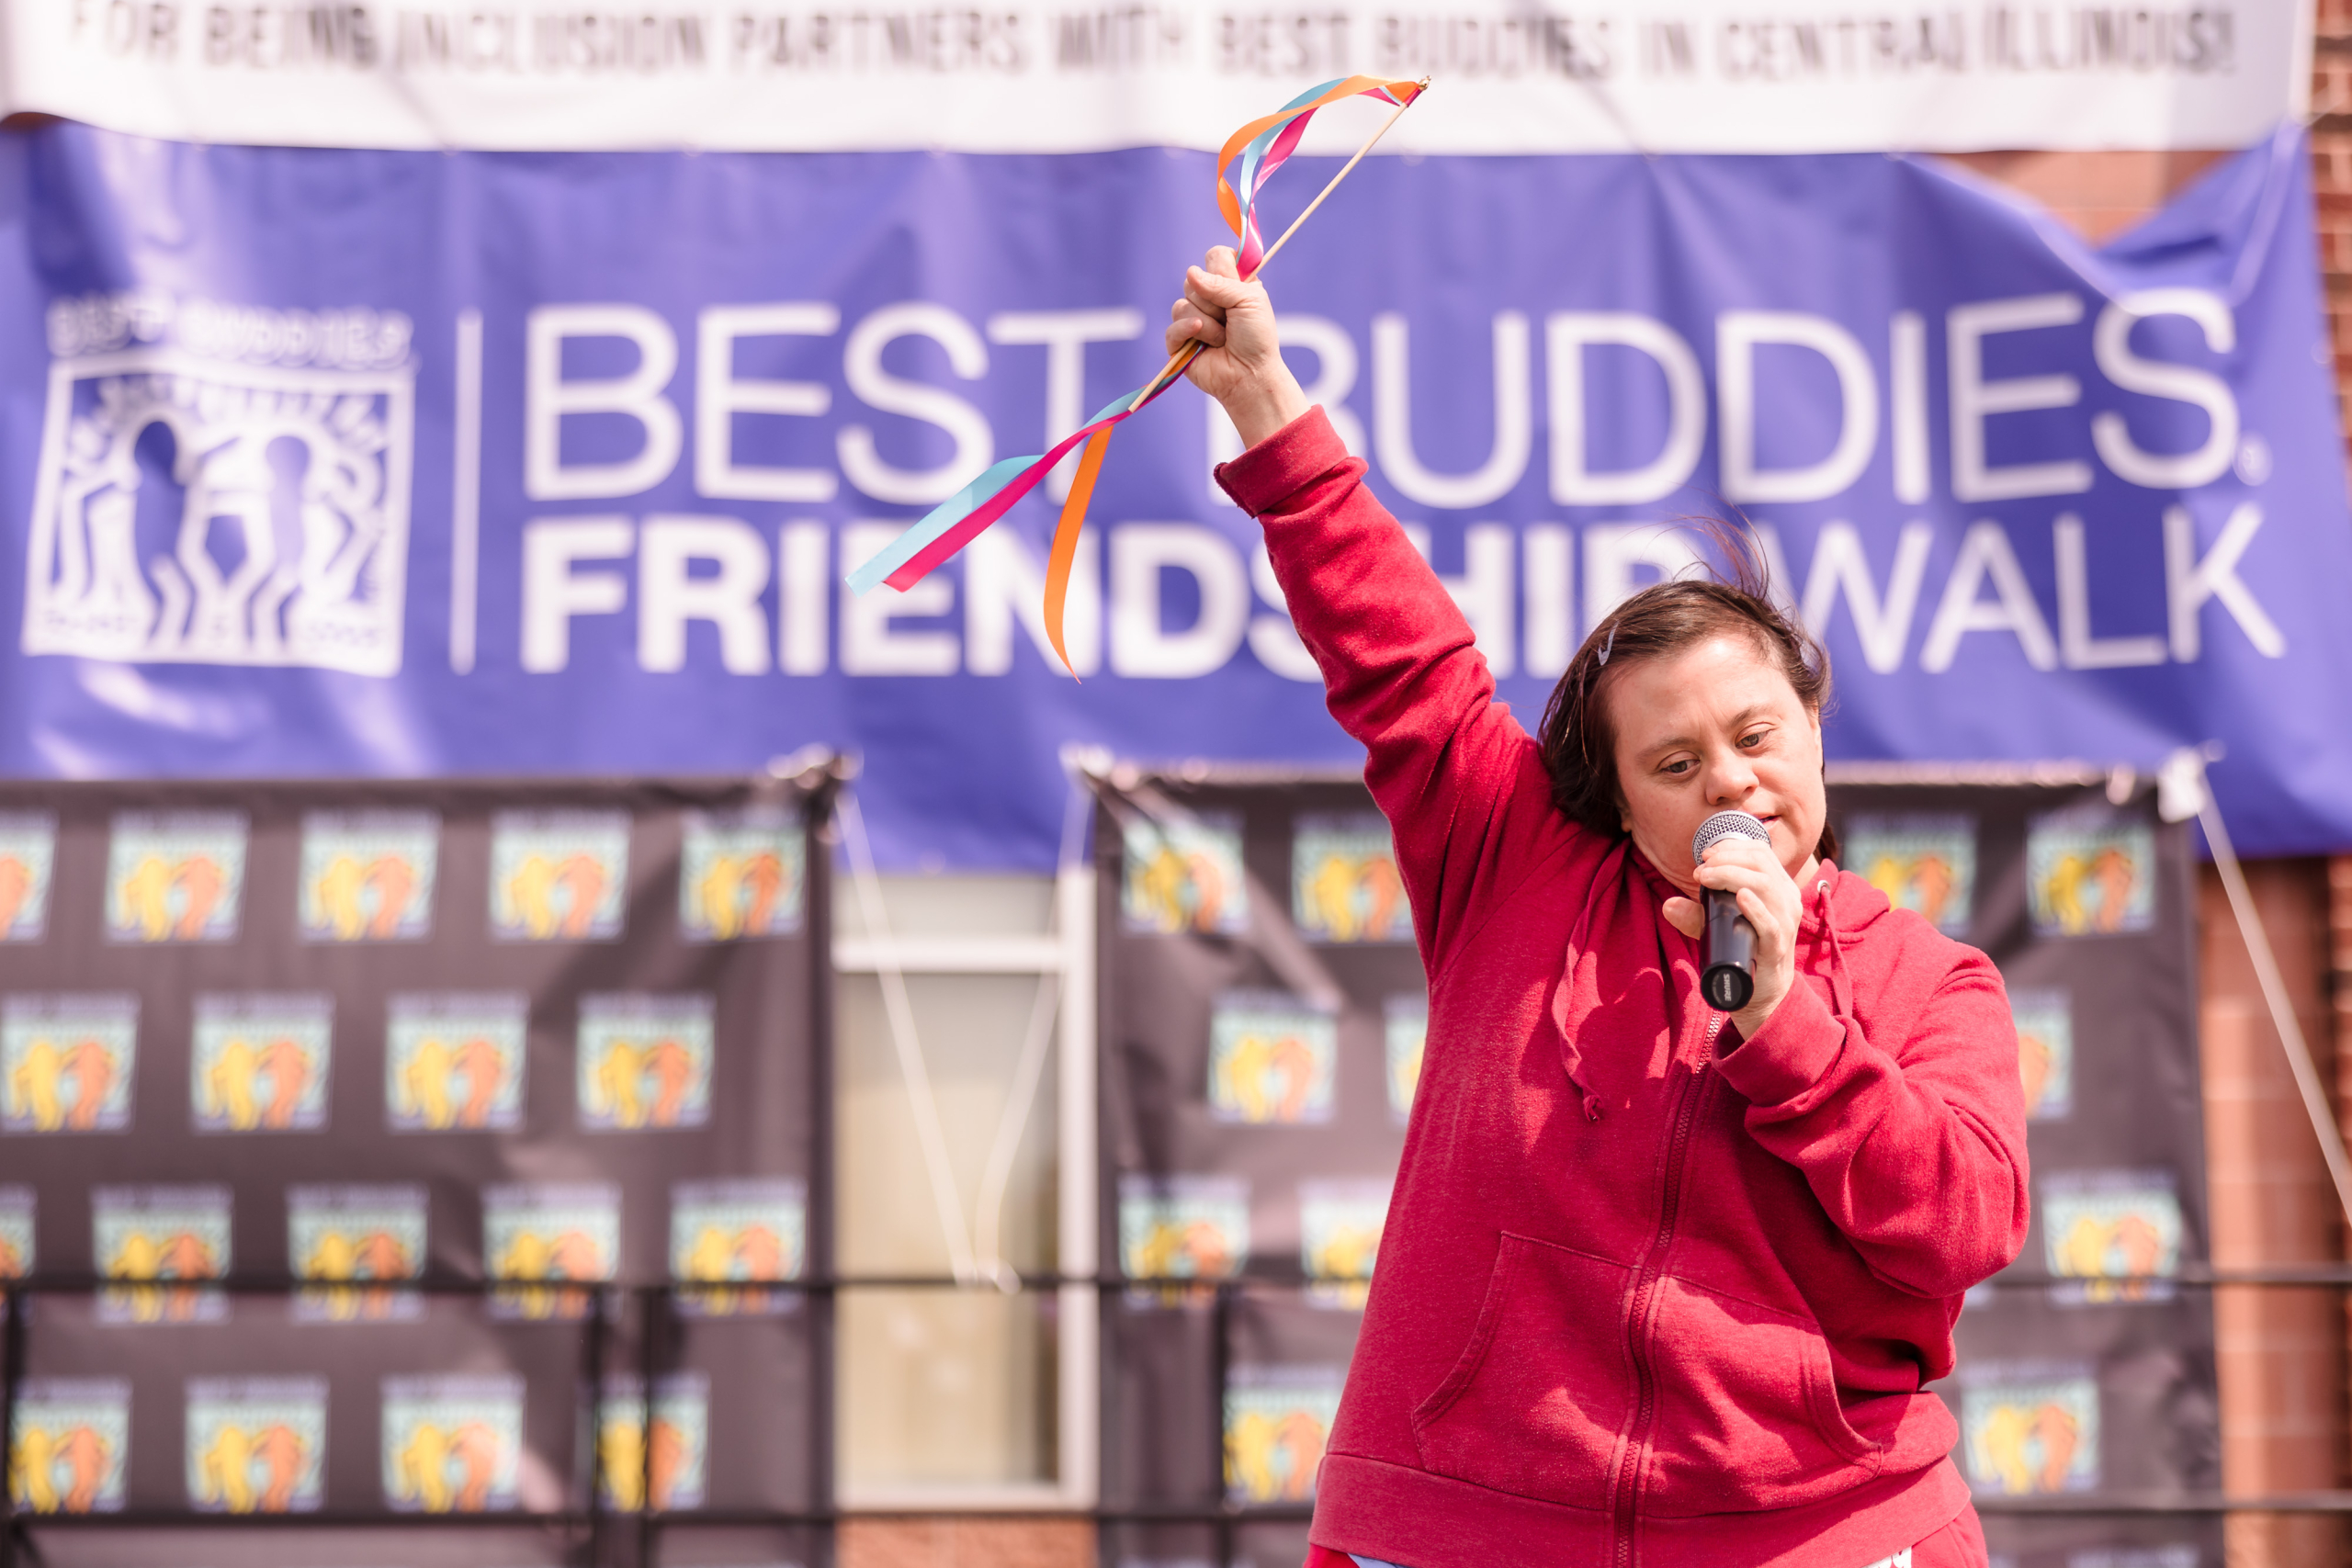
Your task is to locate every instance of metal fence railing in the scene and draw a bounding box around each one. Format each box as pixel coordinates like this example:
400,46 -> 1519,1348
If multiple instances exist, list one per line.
9,1267 -> 2352,1568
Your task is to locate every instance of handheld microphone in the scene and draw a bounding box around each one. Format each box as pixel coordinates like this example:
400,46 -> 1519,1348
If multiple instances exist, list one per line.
1691,811 -> 1771,1011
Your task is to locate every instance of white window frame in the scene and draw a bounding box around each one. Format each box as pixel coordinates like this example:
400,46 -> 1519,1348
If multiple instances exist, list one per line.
830,839 -> 1099,1511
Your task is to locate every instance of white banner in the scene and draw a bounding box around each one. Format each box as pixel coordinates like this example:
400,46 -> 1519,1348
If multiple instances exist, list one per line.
4,1 -> 2309,152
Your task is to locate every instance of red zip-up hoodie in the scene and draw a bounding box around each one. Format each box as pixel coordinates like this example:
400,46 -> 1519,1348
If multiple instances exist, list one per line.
1217,410 -> 2031,1568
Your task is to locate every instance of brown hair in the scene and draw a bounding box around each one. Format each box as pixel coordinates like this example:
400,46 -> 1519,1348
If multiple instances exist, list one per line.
1534,525 -> 1839,863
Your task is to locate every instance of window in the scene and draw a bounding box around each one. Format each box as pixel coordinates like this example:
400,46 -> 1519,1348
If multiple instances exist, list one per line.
831,795 -> 1096,1506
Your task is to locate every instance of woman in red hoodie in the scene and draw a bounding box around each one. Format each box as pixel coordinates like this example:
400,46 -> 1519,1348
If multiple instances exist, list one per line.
1167,249 -> 2031,1568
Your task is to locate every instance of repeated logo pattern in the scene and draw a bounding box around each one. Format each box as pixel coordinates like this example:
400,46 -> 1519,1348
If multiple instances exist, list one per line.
2027,805 -> 2156,937
95,1184 -> 231,1324
381,1374 -> 522,1513
8,1379 -> 128,1513
106,810 -> 247,943
298,809 -> 437,942
0,811 -> 57,942
1208,991 -> 1337,1126
186,1377 -> 326,1514
1292,812 -> 1409,942
1961,1364 -> 2099,1496
679,807 -> 804,941
386,993 -> 526,1133
670,1179 -> 806,1317
3,992 -> 137,1133
1845,812 -> 1976,936
483,1182 -> 619,1320
597,1373 -> 709,1512
2042,1171 -> 2184,1305
489,810 -> 628,942
1119,1175 -> 1248,1306
192,993 -> 332,1133
577,993 -> 714,1131
1223,1367 -> 1341,1503
0,792 -> 814,1530
288,1183 -> 426,1322
1122,810 -> 1247,936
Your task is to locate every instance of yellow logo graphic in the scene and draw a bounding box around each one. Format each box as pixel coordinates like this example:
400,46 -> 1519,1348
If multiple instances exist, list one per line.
1212,1030 -> 1324,1123
1301,1179 -> 1386,1311
1133,843 -> 1230,934
311,854 -> 419,941
394,1034 -> 511,1130
1307,1222 -> 1374,1316
193,1424 -> 310,1513
2038,847 -> 2141,935
105,1227 -> 221,1323
0,854 -> 39,935
597,1414 -> 691,1511
494,1228 -> 605,1320
9,1425 -> 114,1512
675,1223 -> 795,1314
388,1422 -> 505,1512
2026,814 -> 2154,938
582,1037 -> 699,1129
1226,1408 -> 1327,1502
1306,1224 -> 1380,1299
504,853 -> 610,940
7,1036 -> 119,1131
300,1227 -> 416,1320
693,852 -> 789,940
1297,852 -> 1406,942
1864,851 -> 1961,931
1388,1035 -> 1421,1116
117,853 -> 229,942
1131,1218 -> 1236,1283
199,1036 -> 316,1131
2052,1212 -> 2167,1301
2019,1029 -> 2057,1114
1972,1401 -> 2082,1495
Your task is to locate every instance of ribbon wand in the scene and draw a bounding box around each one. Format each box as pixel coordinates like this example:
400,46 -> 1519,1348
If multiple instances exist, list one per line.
1042,78 -> 1431,669
1119,77 -> 1432,412
844,74 -> 1432,674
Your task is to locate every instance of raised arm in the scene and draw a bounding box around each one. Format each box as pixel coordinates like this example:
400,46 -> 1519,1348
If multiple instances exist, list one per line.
1173,250 -> 1585,968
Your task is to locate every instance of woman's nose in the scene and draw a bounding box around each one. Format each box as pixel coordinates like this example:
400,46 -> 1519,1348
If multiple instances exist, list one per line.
1706,758 -> 1758,807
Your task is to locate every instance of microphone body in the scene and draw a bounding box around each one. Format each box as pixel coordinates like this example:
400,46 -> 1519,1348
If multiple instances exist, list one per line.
1691,811 -> 1773,1012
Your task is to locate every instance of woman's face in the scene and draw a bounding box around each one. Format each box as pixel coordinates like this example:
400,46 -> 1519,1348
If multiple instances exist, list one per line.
1603,634 -> 1826,899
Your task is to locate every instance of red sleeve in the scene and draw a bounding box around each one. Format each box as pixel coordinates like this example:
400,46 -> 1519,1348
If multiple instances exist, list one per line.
1216,406 -> 1587,973
1713,946 -> 2033,1296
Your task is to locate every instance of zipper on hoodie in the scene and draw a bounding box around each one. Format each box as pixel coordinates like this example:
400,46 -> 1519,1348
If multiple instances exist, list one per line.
1610,1010 -> 1724,1568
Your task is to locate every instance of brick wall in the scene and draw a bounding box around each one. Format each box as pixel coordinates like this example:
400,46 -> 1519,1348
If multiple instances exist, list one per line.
2319,0 -> 2352,434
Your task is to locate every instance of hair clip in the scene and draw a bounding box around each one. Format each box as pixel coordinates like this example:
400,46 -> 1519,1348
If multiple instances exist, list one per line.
1597,621 -> 1617,667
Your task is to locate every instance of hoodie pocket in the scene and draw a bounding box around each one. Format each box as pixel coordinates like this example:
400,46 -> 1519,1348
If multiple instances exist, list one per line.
1638,1275 -> 1882,1517
1408,1233 -> 1634,1510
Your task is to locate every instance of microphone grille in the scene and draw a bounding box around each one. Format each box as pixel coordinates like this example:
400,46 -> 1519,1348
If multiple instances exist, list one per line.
1691,810 -> 1772,860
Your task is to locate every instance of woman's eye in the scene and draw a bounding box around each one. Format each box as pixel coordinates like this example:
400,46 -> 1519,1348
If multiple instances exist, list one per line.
1662,759 -> 1695,776
1739,731 -> 1767,750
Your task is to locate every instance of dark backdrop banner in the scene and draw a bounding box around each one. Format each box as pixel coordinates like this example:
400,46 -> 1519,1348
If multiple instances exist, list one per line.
3,121 -> 2348,871
0,773 -> 833,1568
1094,768 -> 2216,1568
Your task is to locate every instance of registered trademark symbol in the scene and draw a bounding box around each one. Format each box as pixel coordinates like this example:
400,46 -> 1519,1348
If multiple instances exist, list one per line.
2234,434 -> 2272,485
